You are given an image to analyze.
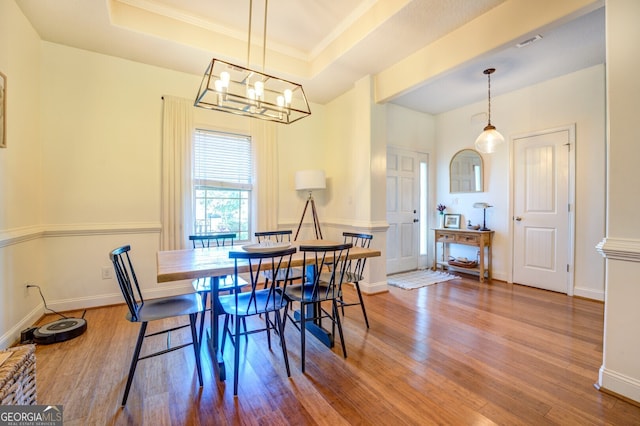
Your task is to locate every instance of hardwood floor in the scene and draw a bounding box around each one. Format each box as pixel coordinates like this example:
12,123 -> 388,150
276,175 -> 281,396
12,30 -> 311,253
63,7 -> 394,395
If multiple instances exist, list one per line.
31,276 -> 640,425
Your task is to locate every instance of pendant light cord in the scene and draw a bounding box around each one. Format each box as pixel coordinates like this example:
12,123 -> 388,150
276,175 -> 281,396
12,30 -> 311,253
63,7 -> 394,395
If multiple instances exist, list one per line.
487,70 -> 492,126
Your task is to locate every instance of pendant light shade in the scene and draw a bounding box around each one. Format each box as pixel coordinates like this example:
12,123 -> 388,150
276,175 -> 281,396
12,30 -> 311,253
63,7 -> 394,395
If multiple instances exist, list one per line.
475,68 -> 504,153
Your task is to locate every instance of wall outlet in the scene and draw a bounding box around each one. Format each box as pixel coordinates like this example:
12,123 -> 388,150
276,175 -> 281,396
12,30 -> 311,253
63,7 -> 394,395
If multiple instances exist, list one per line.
101,267 -> 113,280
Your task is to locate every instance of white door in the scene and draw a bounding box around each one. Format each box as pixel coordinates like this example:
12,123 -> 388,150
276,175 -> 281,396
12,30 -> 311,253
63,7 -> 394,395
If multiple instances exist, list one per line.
386,147 -> 423,274
512,126 -> 574,293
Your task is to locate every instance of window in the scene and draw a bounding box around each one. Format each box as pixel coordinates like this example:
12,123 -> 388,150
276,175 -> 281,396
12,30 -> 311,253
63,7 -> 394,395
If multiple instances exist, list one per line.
193,129 -> 252,240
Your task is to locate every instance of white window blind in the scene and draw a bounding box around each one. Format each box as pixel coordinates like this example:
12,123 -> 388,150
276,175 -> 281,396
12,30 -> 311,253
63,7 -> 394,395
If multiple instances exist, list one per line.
193,129 -> 252,188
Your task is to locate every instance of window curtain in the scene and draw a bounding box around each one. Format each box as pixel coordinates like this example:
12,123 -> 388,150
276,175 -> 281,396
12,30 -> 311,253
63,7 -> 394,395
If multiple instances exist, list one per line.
251,119 -> 278,231
161,96 -> 193,250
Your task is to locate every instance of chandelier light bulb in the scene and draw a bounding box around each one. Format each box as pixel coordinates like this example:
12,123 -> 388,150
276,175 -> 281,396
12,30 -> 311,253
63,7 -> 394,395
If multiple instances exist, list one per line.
254,81 -> 264,99
284,89 -> 292,105
220,71 -> 230,87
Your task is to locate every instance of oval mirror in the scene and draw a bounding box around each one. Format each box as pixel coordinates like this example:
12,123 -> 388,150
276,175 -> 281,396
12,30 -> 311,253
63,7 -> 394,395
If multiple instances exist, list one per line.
450,149 -> 483,193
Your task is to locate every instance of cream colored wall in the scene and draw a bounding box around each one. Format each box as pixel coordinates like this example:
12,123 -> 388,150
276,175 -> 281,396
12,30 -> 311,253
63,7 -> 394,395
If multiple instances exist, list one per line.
597,0 -> 640,403
36,43 -> 201,314
276,101 -> 327,236
0,1 -> 46,348
35,42 -> 330,317
435,65 -> 606,299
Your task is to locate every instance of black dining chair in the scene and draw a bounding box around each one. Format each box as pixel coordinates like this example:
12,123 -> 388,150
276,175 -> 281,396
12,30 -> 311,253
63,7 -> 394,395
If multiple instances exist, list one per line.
218,246 -> 297,395
337,232 -> 373,328
283,242 -> 352,373
109,245 -> 203,406
254,230 -> 303,288
188,233 -> 248,342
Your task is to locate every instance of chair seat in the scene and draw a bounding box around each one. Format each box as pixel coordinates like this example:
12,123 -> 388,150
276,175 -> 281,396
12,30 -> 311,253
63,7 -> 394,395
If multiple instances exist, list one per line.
283,282 -> 337,303
125,293 -> 203,323
218,290 -> 288,317
192,275 -> 248,293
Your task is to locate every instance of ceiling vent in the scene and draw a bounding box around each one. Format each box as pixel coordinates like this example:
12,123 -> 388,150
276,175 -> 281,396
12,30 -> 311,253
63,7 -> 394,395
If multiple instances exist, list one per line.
516,34 -> 543,48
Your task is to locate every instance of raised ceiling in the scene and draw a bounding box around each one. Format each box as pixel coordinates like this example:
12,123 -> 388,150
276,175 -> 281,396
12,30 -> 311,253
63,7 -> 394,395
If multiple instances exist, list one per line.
16,0 -> 605,114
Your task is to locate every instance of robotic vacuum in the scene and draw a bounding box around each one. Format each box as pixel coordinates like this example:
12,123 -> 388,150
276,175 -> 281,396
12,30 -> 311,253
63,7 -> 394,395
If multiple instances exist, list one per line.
33,318 -> 87,344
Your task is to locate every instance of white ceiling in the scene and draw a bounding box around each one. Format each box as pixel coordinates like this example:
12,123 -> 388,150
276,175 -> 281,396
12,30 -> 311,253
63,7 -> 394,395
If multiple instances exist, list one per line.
16,0 -> 605,115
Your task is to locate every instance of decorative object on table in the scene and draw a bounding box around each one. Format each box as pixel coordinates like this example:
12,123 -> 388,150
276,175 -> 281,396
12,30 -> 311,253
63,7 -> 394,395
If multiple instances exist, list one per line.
467,220 -> 481,230
448,256 -> 478,268
437,204 -> 446,228
475,68 -> 504,153
387,269 -> 457,290
443,213 -> 461,229
294,170 -> 326,240
0,71 -> 5,148
194,0 -> 311,124
473,202 -> 493,231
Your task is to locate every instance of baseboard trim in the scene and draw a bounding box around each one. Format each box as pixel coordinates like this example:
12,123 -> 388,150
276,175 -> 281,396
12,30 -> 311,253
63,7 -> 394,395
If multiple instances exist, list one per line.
360,280 -> 388,295
573,286 -> 604,301
0,303 -> 44,350
599,366 -> 640,404
0,282 -> 194,349
44,282 -> 195,313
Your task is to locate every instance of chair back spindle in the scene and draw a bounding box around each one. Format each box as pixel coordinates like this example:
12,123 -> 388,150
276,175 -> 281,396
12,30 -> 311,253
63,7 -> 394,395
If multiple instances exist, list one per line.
110,245 -> 144,321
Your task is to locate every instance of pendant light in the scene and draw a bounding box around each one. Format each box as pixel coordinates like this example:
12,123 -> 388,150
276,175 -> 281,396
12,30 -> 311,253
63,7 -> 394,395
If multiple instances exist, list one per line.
194,0 -> 311,124
475,68 -> 504,153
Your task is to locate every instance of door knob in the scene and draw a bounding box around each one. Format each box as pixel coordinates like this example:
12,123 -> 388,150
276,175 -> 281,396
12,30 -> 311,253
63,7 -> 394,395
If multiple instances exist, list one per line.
413,218 -> 419,222
515,216 -> 522,221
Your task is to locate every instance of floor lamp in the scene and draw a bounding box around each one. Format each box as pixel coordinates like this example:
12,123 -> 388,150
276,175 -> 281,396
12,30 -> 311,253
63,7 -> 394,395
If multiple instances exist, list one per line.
294,170 -> 326,240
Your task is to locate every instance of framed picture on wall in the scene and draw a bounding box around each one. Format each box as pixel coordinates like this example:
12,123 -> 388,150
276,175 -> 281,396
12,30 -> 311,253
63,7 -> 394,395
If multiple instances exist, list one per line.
443,214 -> 461,229
0,71 -> 5,148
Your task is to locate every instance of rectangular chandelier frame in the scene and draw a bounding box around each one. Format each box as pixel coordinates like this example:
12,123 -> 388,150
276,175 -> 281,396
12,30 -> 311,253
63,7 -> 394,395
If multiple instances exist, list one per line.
194,58 -> 311,124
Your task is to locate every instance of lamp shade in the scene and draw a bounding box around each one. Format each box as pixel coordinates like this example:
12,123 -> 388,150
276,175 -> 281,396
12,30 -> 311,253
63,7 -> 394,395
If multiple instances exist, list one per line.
473,202 -> 491,209
295,170 -> 326,191
475,125 -> 505,154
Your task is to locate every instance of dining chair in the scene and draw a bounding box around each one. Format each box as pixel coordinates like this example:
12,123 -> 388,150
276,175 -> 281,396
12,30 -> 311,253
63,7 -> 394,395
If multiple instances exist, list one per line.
188,233 -> 248,342
338,232 -> 373,328
283,242 -> 352,373
109,245 -> 203,406
254,230 -> 303,288
218,246 -> 297,395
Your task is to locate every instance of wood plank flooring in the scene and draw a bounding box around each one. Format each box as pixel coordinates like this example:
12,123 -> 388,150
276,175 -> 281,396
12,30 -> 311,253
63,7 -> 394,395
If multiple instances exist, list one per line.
30,276 -> 640,425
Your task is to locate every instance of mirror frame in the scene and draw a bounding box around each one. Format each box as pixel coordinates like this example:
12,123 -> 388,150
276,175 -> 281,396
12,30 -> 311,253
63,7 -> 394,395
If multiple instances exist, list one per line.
450,149 -> 484,193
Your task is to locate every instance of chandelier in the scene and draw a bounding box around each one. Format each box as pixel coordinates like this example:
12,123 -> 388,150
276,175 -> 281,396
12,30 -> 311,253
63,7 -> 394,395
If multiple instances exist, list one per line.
474,68 -> 504,153
194,0 -> 311,124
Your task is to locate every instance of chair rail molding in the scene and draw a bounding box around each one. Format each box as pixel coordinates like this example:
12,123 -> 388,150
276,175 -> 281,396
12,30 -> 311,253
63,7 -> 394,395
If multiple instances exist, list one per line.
596,237 -> 640,262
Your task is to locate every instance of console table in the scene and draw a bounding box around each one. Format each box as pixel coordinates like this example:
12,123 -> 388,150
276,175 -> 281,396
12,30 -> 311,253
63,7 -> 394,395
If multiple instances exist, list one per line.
433,228 -> 494,282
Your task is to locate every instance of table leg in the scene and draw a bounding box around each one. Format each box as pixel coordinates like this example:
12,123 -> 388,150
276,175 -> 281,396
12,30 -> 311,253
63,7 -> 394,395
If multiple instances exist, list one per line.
207,276 -> 225,381
294,305 -> 334,348
479,242 -> 485,282
293,265 -> 334,348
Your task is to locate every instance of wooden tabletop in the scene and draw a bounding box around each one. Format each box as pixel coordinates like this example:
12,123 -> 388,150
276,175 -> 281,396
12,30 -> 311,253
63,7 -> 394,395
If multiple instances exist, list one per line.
156,239 -> 381,283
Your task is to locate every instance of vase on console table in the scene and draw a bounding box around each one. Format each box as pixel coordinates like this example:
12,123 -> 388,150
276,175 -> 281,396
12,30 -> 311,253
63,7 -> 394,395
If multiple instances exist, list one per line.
439,213 -> 444,228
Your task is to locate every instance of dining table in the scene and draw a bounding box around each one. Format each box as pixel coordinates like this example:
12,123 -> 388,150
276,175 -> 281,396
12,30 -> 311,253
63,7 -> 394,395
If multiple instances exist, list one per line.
156,239 -> 381,381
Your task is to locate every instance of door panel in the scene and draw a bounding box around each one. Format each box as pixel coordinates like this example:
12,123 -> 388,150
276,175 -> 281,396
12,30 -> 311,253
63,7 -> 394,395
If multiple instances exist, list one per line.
386,147 -> 421,274
513,128 -> 571,293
